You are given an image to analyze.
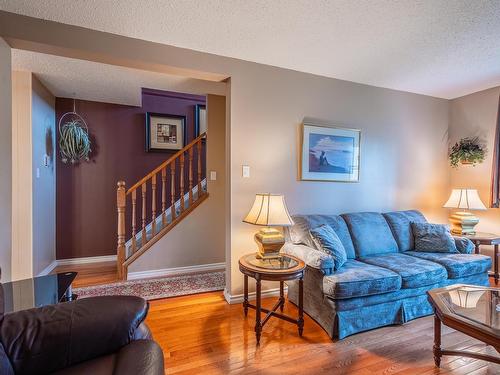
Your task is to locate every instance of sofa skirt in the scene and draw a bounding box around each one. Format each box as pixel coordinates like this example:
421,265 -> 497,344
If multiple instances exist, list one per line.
287,270 -> 490,340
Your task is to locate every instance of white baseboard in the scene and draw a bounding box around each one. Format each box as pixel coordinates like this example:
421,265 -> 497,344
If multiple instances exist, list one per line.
128,262 -> 226,280
223,286 -> 288,304
37,260 -> 58,276
57,255 -> 117,266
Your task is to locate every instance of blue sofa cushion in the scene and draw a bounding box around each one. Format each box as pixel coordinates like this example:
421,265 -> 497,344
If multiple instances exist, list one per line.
360,253 -> 447,288
288,215 -> 356,258
341,212 -> 399,257
411,222 -> 458,253
310,225 -> 347,271
334,283 -> 439,311
323,259 -> 401,299
383,210 -> 427,251
405,251 -> 492,279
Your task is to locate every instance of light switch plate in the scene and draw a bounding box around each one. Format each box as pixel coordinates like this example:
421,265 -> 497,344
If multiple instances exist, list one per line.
36,168 -> 40,179
210,171 -> 217,181
242,165 -> 250,178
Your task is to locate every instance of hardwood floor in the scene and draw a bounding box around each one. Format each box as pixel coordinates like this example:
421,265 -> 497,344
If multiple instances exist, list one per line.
147,292 -> 499,375
52,261 -> 118,288
55,265 -> 499,374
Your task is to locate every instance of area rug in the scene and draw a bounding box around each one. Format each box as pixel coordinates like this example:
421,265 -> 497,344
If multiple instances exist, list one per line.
73,271 -> 225,300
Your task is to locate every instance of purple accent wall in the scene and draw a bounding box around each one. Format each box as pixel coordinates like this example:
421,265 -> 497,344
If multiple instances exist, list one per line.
56,89 -> 205,259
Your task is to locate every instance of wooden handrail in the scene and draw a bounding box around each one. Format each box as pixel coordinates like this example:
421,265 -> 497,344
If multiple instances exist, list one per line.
117,132 -> 208,280
126,132 -> 206,194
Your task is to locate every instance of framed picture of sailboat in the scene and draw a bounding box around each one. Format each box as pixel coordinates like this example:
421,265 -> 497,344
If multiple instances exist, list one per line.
300,122 -> 360,182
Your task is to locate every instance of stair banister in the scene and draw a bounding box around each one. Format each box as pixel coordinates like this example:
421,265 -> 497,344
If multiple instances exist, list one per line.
116,132 -> 207,280
116,181 -> 126,279
126,133 -> 206,195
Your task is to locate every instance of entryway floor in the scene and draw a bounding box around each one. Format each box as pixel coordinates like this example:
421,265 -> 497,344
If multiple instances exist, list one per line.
52,261 -> 118,288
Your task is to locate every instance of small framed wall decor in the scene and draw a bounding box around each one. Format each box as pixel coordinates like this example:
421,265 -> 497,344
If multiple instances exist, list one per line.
194,104 -> 207,136
145,113 -> 186,152
300,122 -> 360,182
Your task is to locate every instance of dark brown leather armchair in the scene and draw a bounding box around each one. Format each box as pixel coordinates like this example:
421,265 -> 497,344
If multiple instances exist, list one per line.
0,295 -> 164,375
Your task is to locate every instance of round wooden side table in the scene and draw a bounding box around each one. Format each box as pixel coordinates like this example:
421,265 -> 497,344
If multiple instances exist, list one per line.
461,232 -> 500,285
238,253 -> 306,345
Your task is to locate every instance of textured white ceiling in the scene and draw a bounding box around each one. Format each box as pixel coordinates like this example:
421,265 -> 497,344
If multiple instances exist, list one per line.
11,49 -> 225,106
2,0 -> 500,99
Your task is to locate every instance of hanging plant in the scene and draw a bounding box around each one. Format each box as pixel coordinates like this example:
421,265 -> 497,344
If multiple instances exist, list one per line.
449,137 -> 486,168
58,100 -> 91,164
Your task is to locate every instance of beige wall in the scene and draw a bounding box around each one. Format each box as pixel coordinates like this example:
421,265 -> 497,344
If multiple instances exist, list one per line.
0,37 -> 12,282
0,13 -> 452,297
449,87 -> 500,259
11,71 -> 56,280
228,69 -> 449,297
130,94 -> 227,273
31,75 -> 56,275
11,70 -> 33,280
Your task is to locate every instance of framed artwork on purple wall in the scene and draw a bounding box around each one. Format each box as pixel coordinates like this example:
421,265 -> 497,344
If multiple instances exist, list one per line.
194,104 -> 207,136
300,122 -> 360,182
145,112 -> 186,152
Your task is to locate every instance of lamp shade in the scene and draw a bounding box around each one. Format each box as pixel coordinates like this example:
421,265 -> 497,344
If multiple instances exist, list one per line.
449,287 -> 485,308
443,189 -> 487,210
243,194 -> 294,227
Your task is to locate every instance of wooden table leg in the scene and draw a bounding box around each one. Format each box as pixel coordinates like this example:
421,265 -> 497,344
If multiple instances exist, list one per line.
495,244 -> 499,285
433,314 -> 442,367
298,276 -> 304,337
255,277 -> 262,345
474,241 -> 480,255
243,275 -> 248,316
279,281 -> 284,312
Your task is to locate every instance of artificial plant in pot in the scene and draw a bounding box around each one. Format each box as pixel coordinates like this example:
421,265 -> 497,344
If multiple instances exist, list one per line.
449,137 -> 486,168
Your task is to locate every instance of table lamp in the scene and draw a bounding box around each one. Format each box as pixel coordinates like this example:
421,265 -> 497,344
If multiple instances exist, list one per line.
243,193 -> 294,259
443,189 -> 487,235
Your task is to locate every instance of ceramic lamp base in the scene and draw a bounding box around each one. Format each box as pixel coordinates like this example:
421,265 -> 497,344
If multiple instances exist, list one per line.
449,211 -> 480,235
254,227 -> 284,259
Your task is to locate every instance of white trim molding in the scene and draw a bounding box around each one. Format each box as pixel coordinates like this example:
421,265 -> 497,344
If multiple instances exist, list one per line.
128,262 -> 226,280
37,260 -> 58,276
56,255 -> 117,266
223,286 -> 288,304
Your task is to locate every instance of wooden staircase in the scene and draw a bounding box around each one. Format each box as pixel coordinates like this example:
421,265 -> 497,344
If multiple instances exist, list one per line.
116,133 -> 208,280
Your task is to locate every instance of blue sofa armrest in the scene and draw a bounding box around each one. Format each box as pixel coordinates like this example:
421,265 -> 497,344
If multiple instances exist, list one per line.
453,236 -> 475,254
282,243 -> 334,275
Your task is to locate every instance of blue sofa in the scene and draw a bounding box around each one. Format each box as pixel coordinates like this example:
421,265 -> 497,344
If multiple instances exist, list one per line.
283,210 -> 491,339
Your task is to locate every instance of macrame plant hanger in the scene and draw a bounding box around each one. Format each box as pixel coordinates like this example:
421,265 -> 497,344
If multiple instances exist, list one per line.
58,97 -> 91,164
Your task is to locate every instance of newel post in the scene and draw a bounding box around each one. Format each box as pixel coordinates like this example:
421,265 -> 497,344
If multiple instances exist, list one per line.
117,181 -> 127,280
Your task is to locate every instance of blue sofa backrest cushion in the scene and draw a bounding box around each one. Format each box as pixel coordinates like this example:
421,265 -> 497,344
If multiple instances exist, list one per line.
341,212 -> 399,257
287,215 -> 356,259
383,210 -> 427,251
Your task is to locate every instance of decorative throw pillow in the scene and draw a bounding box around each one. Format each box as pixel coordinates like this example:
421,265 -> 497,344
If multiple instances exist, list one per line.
411,222 -> 458,253
310,225 -> 347,271
453,236 -> 475,254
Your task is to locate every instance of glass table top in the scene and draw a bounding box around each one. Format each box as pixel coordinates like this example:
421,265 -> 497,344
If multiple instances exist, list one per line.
1,272 -> 77,314
243,254 -> 299,270
439,286 -> 500,330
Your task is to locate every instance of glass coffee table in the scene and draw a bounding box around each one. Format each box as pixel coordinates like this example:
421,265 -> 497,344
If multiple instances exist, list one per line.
239,253 -> 306,345
428,284 -> 500,366
1,272 -> 77,314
